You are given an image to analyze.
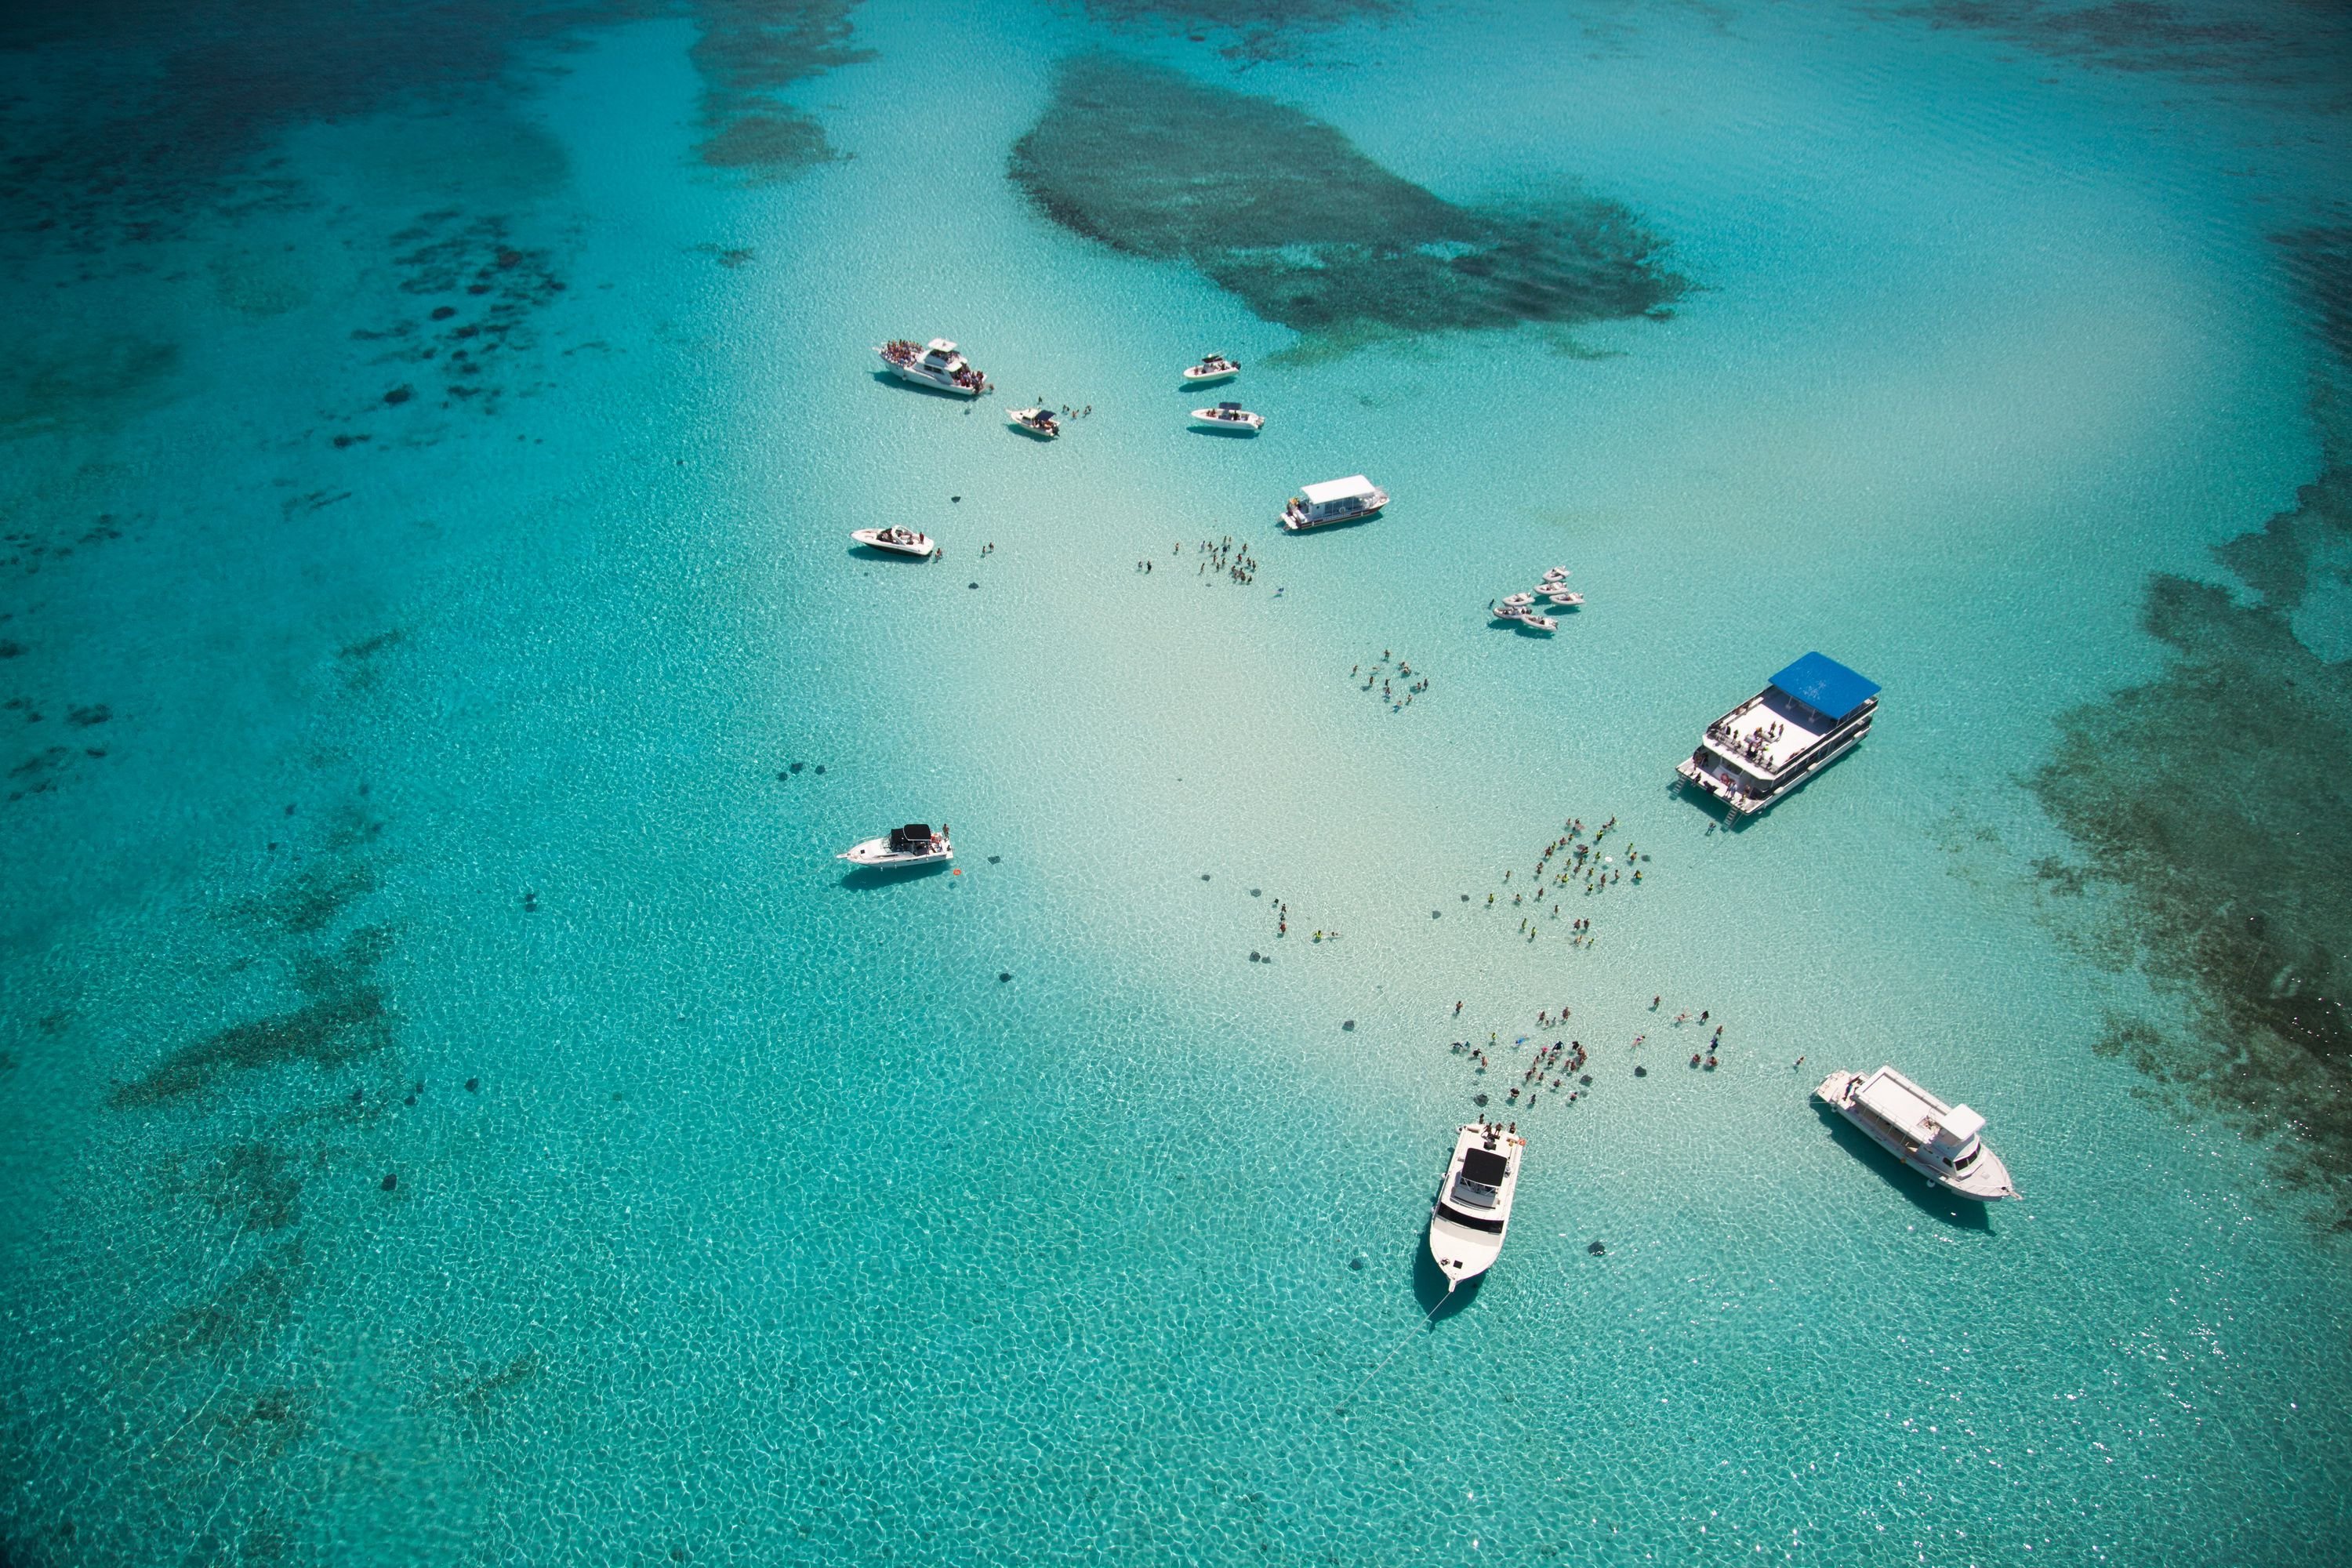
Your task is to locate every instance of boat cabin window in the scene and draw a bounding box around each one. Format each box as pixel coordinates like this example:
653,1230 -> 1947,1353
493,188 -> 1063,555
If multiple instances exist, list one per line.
1436,1202 -> 1504,1234
1952,1148 -> 1979,1170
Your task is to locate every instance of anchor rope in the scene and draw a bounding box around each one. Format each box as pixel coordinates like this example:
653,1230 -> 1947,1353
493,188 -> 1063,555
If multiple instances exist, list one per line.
1336,1284 -> 1454,1417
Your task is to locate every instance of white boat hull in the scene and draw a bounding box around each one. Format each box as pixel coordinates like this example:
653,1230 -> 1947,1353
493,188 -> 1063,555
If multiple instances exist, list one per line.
851,528 -> 934,557
1815,1070 -> 2016,1200
1183,366 -> 1239,384
887,363 -> 981,396
1427,1124 -> 1522,1287
1007,410 -> 1061,439
839,836 -> 953,867
1282,500 -> 1387,532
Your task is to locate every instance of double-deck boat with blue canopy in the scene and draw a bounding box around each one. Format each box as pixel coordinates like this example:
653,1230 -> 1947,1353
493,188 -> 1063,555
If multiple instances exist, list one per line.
1675,652 -> 1879,816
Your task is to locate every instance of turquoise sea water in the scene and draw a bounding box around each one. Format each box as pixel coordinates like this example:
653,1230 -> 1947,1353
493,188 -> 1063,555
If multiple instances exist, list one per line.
3,0 -> 2350,1563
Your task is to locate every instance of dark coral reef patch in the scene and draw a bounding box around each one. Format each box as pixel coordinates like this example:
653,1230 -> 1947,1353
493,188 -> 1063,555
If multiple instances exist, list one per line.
1008,56 -> 1684,341
688,0 -> 870,176
2031,416 -> 2352,1211
111,924 -> 395,1108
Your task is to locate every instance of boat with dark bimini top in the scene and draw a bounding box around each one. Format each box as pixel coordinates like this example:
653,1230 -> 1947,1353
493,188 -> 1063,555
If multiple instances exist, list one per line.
1183,352 -> 1240,383
1190,401 -> 1264,433
1428,1122 -> 1523,1286
839,823 -> 952,867
1675,652 -> 1878,815
1816,1065 -> 2016,1200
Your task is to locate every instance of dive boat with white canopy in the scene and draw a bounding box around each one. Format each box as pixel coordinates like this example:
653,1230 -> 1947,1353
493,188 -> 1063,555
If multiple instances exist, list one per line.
839,823 -> 952,867
1675,652 -> 1878,816
875,338 -> 989,396
1190,401 -> 1264,433
1182,352 -> 1240,383
1428,1122 -> 1523,1287
1815,1065 -> 2016,1200
1282,475 -> 1388,532
851,525 -> 935,557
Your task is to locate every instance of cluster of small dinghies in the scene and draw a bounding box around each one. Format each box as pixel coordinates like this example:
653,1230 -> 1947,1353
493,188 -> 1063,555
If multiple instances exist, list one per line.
866,333 -> 1991,1293
1490,566 -> 1585,633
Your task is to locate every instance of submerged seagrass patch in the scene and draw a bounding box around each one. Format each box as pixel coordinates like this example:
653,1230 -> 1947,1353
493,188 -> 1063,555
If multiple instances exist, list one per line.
1007,55 -> 1685,339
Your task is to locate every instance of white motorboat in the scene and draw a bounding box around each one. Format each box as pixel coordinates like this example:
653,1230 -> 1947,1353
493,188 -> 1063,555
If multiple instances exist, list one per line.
1499,592 -> 1536,608
1675,652 -> 1880,816
1542,566 -> 1570,582
1428,1122 -> 1523,1287
839,822 -> 953,867
1543,590 -> 1585,608
851,526 -> 935,558
1281,475 -> 1388,532
1183,352 -> 1240,383
1816,1065 -> 2016,1200
876,338 -> 989,396
1190,401 -> 1264,434
1007,407 -> 1061,439
1491,602 -> 1557,632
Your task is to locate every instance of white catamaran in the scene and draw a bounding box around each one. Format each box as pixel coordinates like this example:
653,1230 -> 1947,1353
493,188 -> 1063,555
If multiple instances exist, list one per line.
1675,652 -> 1878,816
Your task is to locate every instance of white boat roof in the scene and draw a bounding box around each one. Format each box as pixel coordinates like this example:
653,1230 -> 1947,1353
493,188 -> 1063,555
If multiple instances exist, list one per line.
926,338 -> 957,352
1857,1065 -> 1980,1146
1301,474 -> 1376,504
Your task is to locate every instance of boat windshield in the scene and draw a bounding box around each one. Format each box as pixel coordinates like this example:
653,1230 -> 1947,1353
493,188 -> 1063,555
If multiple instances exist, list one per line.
1436,1202 -> 1504,1234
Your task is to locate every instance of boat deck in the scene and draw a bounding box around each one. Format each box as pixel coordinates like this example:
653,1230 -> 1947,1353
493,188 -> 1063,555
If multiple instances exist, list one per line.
1853,1070 -> 1946,1145
1705,690 -> 1831,778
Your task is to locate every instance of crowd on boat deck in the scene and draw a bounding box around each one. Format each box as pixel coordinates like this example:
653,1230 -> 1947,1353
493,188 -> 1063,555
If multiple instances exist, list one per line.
1708,716 -> 1788,765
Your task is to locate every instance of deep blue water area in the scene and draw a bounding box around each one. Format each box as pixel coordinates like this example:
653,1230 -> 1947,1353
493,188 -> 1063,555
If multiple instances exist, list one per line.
2,1 -> 2350,1563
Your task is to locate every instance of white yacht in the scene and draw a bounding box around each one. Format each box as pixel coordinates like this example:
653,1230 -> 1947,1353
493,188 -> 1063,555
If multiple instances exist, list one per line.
876,338 -> 989,396
1007,407 -> 1061,439
1675,652 -> 1878,816
1183,352 -> 1240,383
1190,401 -> 1264,434
851,526 -> 935,557
1816,1065 -> 2016,1200
839,823 -> 953,867
1281,475 -> 1388,532
1428,1122 -> 1523,1287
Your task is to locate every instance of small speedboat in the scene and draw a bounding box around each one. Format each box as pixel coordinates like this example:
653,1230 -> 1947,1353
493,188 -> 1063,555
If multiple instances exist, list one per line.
1518,614 -> 1559,633
1007,407 -> 1061,439
840,822 -> 953,866
1183,352 -> 1240,383
1542,590 -> 1585,607
1190,401 -> 1264,434
1542,567 -> 1570,582
1428,1122 -> 1523,1287
851,526 -> 935,557
1499,592 -> 1536,608
876,338 -> 989,396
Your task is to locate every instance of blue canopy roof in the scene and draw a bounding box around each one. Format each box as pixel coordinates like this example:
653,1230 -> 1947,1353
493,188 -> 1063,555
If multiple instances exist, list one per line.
1769,652 -> 1880,722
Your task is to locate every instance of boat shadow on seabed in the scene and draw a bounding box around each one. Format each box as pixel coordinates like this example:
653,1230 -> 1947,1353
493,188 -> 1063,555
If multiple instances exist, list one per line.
839,860 -> 954,890
1812,1102 -> 1994,1232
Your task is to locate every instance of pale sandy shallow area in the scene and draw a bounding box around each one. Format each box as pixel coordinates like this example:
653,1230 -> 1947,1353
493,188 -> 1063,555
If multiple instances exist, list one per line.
0,1 -> 2347,1562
